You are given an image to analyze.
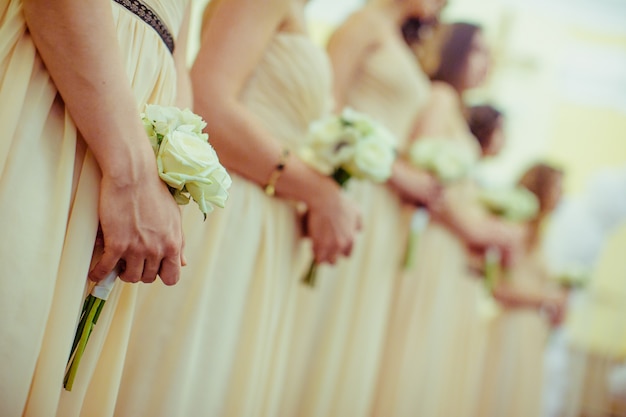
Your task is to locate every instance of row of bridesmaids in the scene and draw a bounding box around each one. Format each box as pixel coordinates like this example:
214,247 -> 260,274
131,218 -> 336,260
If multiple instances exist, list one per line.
1,0 -> 568,416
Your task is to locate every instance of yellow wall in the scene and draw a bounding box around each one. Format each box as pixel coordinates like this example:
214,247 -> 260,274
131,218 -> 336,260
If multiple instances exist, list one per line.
548,104 -> 626,194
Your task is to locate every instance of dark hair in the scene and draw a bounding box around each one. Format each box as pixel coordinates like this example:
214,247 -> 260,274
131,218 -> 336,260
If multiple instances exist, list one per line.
402,17 -> 439,46
518,163 -> 563,216
518,162 -> 564,246
431,22 -> 482,92
468,105 -> 503,152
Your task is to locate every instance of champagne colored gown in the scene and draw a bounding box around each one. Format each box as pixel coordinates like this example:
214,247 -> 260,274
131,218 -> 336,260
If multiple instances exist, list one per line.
112,32 -> 334,417
474,248 -> 552,417
372,107 -> 487,417
279,30 -> 431,417
0,0 -> 187,416
561,223 -> 626,417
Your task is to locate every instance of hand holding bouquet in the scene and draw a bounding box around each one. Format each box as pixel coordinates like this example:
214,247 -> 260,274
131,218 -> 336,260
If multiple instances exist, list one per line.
479,186 -> 538,293
64,105 -> 231,390
479,186 -> 539,223
401,138 -> 477,269
299,108 -> 397,286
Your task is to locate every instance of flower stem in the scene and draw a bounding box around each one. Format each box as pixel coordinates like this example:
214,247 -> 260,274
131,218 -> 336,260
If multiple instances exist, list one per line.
302,261 -> 318,287
403,231 -> 420,270
68,296 -> 94,360
64,296 -> 104,391
484,247 -> 501,293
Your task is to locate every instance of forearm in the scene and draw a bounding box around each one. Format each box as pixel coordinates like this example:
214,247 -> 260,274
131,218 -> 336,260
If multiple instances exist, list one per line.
23,0 -> 156,181
433,192 -> 514,249
193,94 -> 342,207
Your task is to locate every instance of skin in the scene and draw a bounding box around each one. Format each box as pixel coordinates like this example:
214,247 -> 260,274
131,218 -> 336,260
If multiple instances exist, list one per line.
326,0 -> 447,209
191,0 -> 361,264
23,0 -> 188,285
460,30 -> 492,92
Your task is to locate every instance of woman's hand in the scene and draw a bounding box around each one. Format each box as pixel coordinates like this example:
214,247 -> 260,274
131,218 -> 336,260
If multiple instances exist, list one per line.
23,0 -> 186,285
539,291 -> 568,327
388,159 -> 443,208
89,168 -> 183,286
305,188 -> 362,265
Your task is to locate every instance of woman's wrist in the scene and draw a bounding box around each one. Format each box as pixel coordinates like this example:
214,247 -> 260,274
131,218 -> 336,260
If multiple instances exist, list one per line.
99,143 -> 158,187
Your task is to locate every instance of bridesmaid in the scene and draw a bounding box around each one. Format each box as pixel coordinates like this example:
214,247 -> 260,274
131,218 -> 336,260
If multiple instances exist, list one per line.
278,2 -> 447,417
0,0 -> 189,415
373,23 -> 524,417
475,163 -> 567,417
112,1 -> 361,416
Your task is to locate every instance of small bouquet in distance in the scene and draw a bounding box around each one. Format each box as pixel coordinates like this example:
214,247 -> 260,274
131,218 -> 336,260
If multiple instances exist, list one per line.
63,105 -> 232,391
408,138 -> 477,185
478,186 -> 539,293
299,107 -> 397,287
552,265 -> 589,290
402,138 -> 477,269
479,186 -> 539,223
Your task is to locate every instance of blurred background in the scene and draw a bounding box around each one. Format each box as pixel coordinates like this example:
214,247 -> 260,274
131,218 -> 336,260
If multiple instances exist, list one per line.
188,0 -> 626,414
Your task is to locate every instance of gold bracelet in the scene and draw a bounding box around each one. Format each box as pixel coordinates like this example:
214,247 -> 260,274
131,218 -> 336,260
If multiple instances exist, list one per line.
264,148 -> 290,197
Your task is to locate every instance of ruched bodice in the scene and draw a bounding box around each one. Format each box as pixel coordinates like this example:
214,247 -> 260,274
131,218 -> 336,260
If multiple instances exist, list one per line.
346,35 -> 430,150
241,33 -> 334,148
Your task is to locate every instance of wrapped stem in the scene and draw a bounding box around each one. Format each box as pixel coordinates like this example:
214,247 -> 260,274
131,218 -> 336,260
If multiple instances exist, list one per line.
484,246 -> 502,293
64,270 -> 117,391
402,207 -> 430,270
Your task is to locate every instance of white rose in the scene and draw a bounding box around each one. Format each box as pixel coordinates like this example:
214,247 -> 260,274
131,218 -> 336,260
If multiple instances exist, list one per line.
157,130 -> 232,215
409,139 -> 474,183
341,107 -> 376,136
344,135 -> 395,182
178,108 -> 207,135
144,104 -> 183,136
371,122 -> 398,148
305,116 -> 358,173
298,146 -> 334,175
142,117 -> 160,153
409,139 -> 439,167
309,116 -> 344,146
433,151 -> 467,183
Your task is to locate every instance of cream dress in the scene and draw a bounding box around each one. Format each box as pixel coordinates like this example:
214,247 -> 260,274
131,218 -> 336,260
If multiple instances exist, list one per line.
560,222 -> 626,417
474,248 -> 552,417
278,31 -> 431,417
0,1 -> 186,416
372,109 -> 488,417
111,33 -> 333,417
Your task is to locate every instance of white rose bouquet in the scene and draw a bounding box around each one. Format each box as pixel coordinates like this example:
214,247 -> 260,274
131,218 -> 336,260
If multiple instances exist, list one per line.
479,186 -> 538,293
552,265 -> 589,290
479,186 -> 539,223
64,105 -> 231,390
408,138 -> 477,185
402,138 -> 477,269
299,107 -> 397,286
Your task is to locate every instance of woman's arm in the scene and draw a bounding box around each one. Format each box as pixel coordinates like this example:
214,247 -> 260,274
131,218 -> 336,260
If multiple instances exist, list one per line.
387,83 -> 462,208
191,0 -> 361,264
23,0 -> 184,285
326,10 -> 379,110
493,282 -> 568,326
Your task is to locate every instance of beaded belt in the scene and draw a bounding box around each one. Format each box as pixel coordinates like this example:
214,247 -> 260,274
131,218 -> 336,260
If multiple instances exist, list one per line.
112,0 -> 175,54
